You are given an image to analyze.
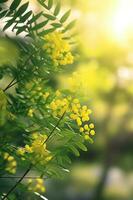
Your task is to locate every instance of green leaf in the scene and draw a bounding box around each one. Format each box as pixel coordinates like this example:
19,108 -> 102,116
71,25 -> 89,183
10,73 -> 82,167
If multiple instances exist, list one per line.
38,28 -> 55,36
15,2 -> 29,18
76,143 -> 87,151
0,89 -> 7,127
60,9 -> 71,23
51,22 -> 62,28
43,13 -> 56,20
63,155 -> 71,164
64,20 -> 76,32
20,11 -> 32,23
54,1 -> 61,16
69,146 -> 80,156
48,0 -> 53,9
28,12 -> 43,24
31,20 -> 48,31
16,26 -> 26,35
0,0 -> 8,3
0,10 -> 8,18
88,137 -> 94,144
10,0 -> 21,11
3,18 -> 15,31
37,0 -> 47,9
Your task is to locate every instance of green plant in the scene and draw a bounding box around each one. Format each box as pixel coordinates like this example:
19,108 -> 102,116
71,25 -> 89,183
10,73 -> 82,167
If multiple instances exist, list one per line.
0,0 -> 95,199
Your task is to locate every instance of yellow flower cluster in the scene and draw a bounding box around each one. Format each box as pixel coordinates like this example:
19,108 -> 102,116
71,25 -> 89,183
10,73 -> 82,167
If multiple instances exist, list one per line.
17,133 -> 52,165
26,83 -> 50,118
50,90 -> 71,116
2,152 -> 17,174
28,178 -> 46,193
70,99 -> 95,140
49,91 -> 95,140
43,32 -> 74,66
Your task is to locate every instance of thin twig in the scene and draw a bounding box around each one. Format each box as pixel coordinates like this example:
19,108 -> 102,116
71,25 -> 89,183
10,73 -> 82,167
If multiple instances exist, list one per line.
3,78 -> 16,92
1,164 -> 32,200
3,49 -> 38,92
0,176 -> 43,179
45,111 -> 66,143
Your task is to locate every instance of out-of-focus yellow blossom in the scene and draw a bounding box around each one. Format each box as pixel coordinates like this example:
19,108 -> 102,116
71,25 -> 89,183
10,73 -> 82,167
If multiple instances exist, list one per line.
43,92 -> 50,99
2,152 -> 17,174
17,133 -> 52,165
55,90 -> 61,97
17,148 -> 25,156
28,178 -> 46,193
43,32 -> 74,66
27,108 -> 34,117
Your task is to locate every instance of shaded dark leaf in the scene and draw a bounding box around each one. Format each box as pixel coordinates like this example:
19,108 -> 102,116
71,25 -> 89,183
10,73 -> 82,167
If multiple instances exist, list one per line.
15,2 -> 29,18
10,0 -> 21,11
20,10 -> 32,23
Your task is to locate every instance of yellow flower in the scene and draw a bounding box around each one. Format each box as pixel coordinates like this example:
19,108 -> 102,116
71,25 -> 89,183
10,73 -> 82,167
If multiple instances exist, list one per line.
25,145 -> 33,153
89,123 -> 94,129
84,124 -> 89,131
70,113 -> 77,120
90,130 -> 96,136
55,90 -> 61,97
79,127 -> 84,132
25,133 -> 52,165
76,117 -> 82,126
28,178 -> 46,193
43,92 -> 50,99
3,152 -> 17,174
17,148 -> 25,156
84,135 -> 90,140
49,92 -> 95,142
50,96 -> 69,117
43,31 -> 74,66
28,108 -> 34,117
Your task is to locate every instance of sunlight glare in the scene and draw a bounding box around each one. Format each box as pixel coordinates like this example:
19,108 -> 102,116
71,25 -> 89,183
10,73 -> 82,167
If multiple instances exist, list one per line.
111,0 -> 133,42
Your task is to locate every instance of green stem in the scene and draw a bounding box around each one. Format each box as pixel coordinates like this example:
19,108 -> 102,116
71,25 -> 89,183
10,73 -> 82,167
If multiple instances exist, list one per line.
45,111 -> 66,143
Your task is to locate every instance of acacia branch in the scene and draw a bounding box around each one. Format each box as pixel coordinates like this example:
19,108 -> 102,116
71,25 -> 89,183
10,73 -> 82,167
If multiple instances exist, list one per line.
1,164 -> 32,200
1,111 -> 66,199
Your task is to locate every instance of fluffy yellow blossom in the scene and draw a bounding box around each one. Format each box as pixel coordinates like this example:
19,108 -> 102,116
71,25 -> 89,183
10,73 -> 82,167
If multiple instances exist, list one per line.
50,97 -> 69,116
28,108 -> 34,117
17,133 -> 52,165
79,127 -> 84,132
17,148 -> 25,156
55,90 -> 61,97
43,32 -> 74,66
69,99 -> 95,140
76,117 -> 82,126
49,92 -> 95,141
43,92 -> 50,99
84,124 -> 89,131
90,130 -> 96,136
84,135 -> 90,140
89,123 -> 95,129
2,152 -> 17,174
28,178 -> 46,193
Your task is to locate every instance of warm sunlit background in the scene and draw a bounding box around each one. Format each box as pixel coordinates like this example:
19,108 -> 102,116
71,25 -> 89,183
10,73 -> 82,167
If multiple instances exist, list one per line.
0,0 -> 133,199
